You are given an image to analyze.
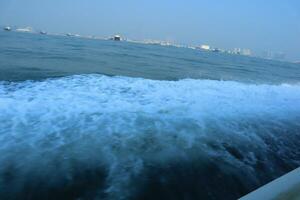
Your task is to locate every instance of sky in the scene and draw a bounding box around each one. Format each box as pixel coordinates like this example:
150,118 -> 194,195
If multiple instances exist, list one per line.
0,0 -> 300,61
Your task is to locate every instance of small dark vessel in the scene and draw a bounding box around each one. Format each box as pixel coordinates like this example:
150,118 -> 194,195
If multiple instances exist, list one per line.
4,26 -> 11,31
113,35 -> 121,41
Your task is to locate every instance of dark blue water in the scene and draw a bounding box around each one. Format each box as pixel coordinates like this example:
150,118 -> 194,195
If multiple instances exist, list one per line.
0,31 -> 300,200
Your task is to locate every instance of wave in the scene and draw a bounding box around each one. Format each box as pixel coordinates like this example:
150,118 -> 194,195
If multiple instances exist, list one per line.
0,74 -> 300,200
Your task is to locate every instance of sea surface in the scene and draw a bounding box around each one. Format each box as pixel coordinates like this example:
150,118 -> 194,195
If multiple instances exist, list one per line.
0,30 -> 300,200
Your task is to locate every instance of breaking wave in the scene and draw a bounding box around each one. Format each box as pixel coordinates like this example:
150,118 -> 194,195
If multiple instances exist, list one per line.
0,74 -> 300,200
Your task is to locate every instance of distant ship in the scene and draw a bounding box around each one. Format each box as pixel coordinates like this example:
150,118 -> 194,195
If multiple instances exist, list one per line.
109,35 -> 122,41
4,26 -> 11,31
16,27 -> 33,33
211,48 -> 221,53
40,31 -> 47,35
66,33 -> 80,37
114,35 -> 121,41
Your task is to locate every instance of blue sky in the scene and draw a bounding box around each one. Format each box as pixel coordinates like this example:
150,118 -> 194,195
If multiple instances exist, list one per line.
1,0 -> 300,60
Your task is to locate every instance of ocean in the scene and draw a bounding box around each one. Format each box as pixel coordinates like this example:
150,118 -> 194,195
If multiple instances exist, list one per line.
0,30 -> 300,200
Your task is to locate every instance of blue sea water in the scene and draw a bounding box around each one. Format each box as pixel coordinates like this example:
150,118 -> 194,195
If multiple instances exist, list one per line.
0,31 -> 300,200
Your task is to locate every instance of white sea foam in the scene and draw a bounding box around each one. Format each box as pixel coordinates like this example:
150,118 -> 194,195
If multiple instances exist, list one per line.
0,74 -> 300,199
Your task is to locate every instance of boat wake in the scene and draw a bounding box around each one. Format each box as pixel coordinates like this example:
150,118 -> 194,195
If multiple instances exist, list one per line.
0,74 -> 300,200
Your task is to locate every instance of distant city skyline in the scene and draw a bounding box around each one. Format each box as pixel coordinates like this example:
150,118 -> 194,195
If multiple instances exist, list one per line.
0,0 -> 299,61
0,24 -> 293,62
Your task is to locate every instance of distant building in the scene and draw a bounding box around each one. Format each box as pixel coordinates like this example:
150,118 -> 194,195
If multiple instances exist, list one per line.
160,41 -> 172,46
261,51 -> 286,60
233,48 -> 251,56
242,49 -> 251,56
262,51 -> 272,59
233,48 -> 242,55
